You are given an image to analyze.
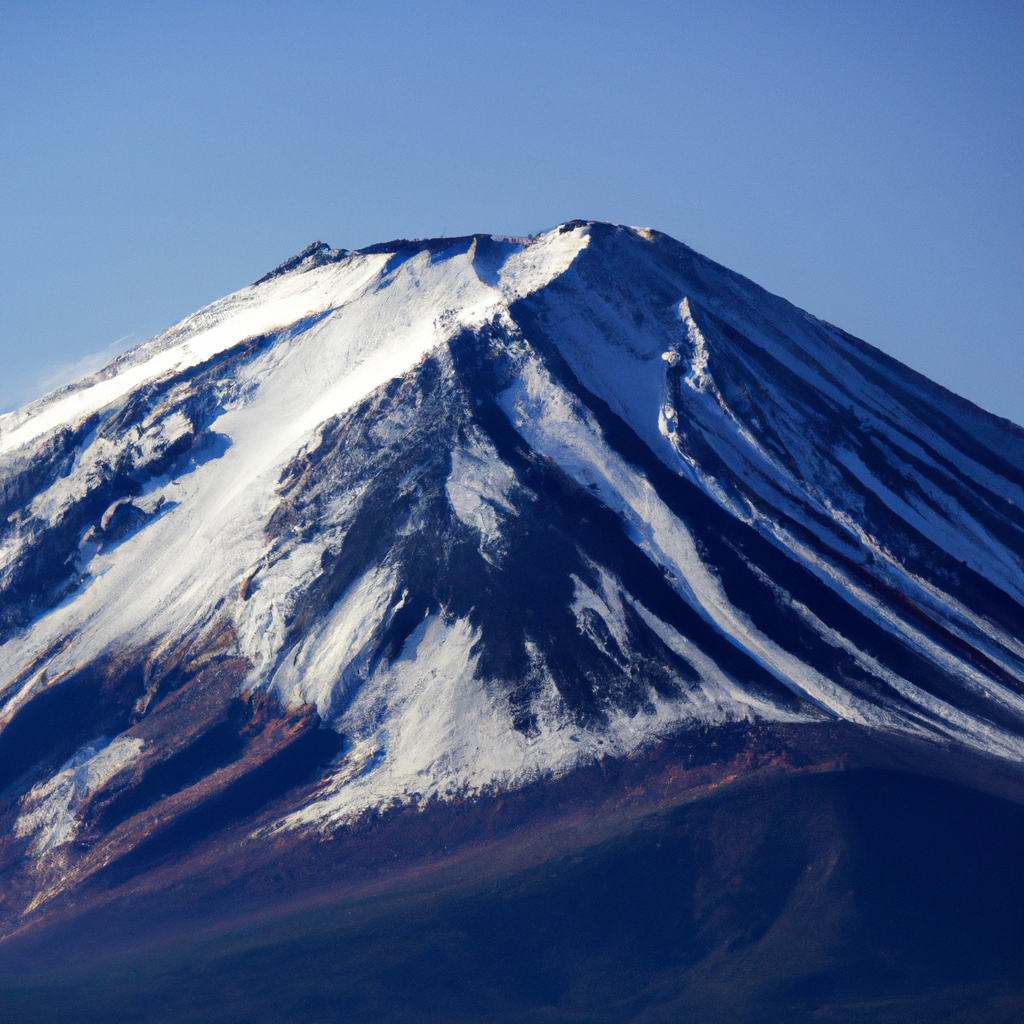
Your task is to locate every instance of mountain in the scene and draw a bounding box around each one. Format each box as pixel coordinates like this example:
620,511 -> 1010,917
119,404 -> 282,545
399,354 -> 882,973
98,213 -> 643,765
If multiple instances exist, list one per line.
2,223 -> 1024,1019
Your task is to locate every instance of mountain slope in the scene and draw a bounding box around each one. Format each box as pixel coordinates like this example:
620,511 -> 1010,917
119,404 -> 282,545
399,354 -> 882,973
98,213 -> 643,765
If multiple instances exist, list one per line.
1,222 -> 1023,938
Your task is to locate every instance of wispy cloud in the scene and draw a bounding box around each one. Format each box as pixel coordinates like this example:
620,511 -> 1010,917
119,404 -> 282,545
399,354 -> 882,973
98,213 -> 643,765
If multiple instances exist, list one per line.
1,335 -> 139,415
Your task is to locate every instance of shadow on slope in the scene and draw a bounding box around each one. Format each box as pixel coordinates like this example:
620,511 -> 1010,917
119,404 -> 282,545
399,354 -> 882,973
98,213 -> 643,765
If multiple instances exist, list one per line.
2,767 -> 1024,1023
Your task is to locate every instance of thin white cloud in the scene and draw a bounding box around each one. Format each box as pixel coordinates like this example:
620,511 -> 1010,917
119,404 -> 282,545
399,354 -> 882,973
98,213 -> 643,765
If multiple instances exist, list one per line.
1,335 -> 138,415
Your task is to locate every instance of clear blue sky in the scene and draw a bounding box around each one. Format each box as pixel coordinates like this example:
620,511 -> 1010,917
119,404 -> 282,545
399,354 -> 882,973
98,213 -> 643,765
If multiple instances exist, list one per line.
2,1 -> 1022,424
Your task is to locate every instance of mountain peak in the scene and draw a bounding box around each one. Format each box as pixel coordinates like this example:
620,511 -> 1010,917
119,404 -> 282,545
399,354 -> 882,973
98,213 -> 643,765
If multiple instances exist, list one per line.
1,222 -> 1023,946
254,239 -> 349,286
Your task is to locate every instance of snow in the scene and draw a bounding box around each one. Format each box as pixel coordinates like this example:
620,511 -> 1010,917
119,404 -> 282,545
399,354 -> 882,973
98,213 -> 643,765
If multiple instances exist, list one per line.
14,736 -> 144,856
570,565 -> 806,725
267,562 -> 401,721
0,255 -> 387,456
570,567 -> 633,661
498,223 -> 589,299
627,598 -> 806,724
789,594 -> 1024,760
494,335 -> 1024,758
679,298 -> 714,394
528,236 -> 1024,618
281,598 -> 766,832
445,441 -> 520,561
2,221 -> 1024,842
497,350 -> 891,729
0,227 -> 590,713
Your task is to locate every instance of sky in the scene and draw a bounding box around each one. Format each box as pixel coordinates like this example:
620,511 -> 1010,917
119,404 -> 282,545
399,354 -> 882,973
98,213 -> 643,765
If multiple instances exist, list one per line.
1,1 -> 1022,425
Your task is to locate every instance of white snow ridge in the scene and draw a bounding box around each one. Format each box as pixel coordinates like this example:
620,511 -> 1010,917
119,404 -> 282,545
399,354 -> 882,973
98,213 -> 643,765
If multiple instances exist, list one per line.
1,220 -> 1024,876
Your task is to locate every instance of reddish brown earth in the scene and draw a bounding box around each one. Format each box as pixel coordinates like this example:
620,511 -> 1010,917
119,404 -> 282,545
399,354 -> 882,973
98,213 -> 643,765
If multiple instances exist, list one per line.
3,716 -> 1023,977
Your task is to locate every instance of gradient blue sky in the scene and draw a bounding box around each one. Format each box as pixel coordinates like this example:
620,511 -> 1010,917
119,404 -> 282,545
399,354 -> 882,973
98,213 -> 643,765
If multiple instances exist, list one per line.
2,1 -> 1022,424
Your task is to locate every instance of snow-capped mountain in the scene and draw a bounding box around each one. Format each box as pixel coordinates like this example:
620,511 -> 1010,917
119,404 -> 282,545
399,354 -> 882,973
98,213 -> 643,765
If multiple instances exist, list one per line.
1,222 -> 1023,933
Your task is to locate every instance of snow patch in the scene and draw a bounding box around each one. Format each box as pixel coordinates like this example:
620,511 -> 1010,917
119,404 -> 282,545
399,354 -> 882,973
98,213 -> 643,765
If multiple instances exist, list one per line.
0,255 -> 388,455
680,298 -> 714,394
499,225 -> 589,299
267,562 -> 401,721
497,350 -> 897,729
14,736 -> 145,856
445,442 -> 519,560
277,603 -> 753,834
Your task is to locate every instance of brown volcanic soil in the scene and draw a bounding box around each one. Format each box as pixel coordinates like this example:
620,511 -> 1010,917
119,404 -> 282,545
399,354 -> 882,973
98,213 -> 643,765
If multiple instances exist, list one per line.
3,719 -> 1024,980
3,736 -> 1024,1022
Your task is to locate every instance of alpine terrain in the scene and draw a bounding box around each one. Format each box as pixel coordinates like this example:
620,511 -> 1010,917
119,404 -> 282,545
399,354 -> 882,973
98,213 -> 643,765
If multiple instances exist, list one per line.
1,222 -> 1024,1022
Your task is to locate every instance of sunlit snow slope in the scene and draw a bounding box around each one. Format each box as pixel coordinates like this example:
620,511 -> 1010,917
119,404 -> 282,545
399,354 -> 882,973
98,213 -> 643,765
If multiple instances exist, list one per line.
1,223 -> 1023,911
